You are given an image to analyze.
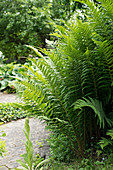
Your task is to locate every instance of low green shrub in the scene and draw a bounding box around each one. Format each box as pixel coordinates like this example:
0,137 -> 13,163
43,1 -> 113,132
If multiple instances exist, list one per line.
48,132 -> 75,162
0,62 -> 25,93
0,103 -> 28,123
33,156 -> 113,170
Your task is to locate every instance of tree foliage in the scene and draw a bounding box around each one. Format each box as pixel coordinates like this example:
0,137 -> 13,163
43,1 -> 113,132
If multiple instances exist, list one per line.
0,0 -> 88,62
0,0 -> 53,62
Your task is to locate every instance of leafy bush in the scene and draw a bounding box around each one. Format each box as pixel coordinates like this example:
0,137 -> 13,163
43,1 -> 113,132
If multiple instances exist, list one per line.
0,62 -> 26,92
0,0 -> 53,62
15,0 -> 113,161
0,0 -> 87,63
48,132 -> 74,162
78,157 -> 113,170
0,103 -> 28,123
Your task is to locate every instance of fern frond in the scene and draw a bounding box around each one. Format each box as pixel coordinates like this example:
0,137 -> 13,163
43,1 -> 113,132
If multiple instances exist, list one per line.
97,0 -> 113,19
99,137 -> 112,150
107,129 -> 113,140
74,97 -> 108,128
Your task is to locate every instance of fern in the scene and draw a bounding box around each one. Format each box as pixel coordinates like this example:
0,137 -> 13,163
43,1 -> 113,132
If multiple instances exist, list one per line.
16,0 -> 113,159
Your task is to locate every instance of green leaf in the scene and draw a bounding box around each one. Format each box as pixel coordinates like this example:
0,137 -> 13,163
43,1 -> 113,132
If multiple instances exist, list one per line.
2,133 -> 6,137
107,129 -> 113,140
25,118 -> 30,136
99,137 -> 112,150
21,153 -> 29,165
34,158 -> 50,170
74,97 -> 107,128
26,45 -> 43,58
23,130 -> 29,141
16,160 -> 28,169
0,81 -> 8,90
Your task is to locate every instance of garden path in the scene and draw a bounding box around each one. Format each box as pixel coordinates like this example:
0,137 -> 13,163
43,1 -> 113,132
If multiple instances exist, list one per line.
0,92 -> 50,170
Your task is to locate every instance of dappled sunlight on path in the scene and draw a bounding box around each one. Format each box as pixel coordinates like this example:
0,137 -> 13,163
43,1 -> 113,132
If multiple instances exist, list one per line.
0,92 -> 20,103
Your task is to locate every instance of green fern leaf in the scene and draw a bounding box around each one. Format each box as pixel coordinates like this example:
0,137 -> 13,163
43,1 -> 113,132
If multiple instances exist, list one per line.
74,97 -> 106,128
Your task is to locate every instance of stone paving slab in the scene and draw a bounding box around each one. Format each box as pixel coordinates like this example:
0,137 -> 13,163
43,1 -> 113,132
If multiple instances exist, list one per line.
0,92 -> 20,103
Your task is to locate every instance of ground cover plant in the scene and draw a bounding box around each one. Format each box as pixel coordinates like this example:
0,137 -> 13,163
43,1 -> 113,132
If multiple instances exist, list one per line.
0,103 -> 28,123
13,0 -> 113,167
0,61 -> 26,93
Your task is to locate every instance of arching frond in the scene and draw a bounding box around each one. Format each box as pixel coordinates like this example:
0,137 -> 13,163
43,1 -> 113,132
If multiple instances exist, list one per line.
74,97 -> 110,128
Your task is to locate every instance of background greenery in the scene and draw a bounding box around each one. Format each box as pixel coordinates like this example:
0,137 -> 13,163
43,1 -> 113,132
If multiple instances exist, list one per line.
0,0 -> 95,63
0,0 -> 53,62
